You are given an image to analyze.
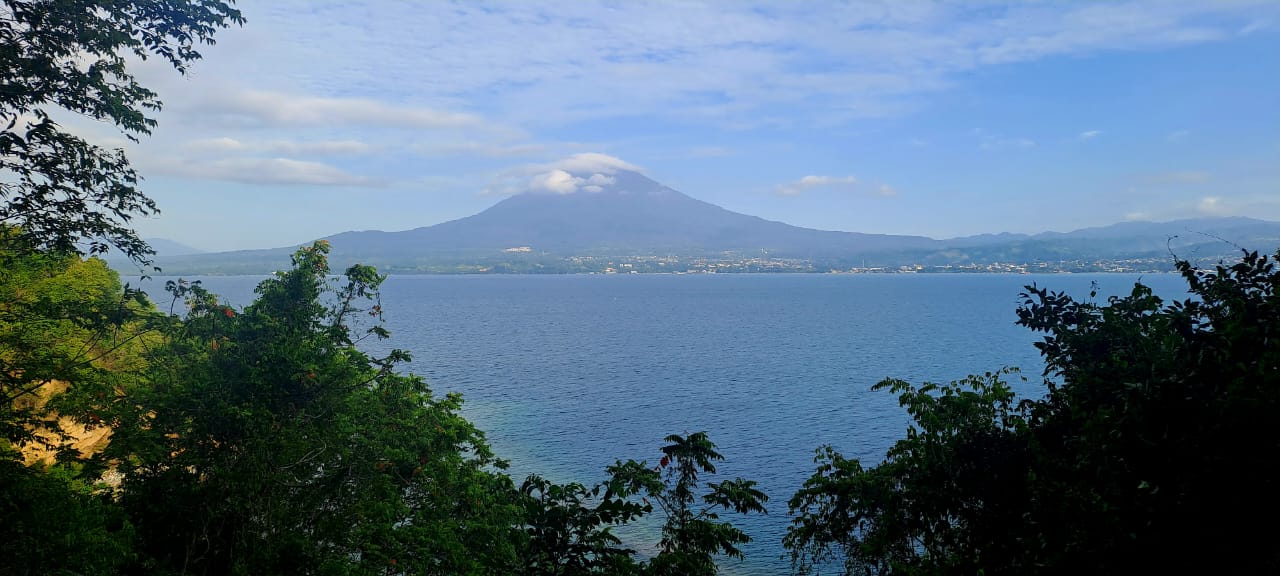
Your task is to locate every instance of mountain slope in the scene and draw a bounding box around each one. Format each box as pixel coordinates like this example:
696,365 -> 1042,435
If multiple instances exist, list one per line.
323,170 -> 937,259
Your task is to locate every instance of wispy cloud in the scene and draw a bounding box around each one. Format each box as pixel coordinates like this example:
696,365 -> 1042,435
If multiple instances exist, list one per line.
1079,130 -> 1102,140
1239,19 -> 1270,36
1147,171 -> 1211,185
550,153 -> 641,175
224,2 -> 1271,127
776,175 -> 858,196
185,137 -> 372,156
687,146 -> 734,158
420,141 -> 547,158
1197,196 -> 1228,216
1167,129 -> 1191,143
186,89 -> 485,130
976,129 -> 1036,150
154,157 -> 376,187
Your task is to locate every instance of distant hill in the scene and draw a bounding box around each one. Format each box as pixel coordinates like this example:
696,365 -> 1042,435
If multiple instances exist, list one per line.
913,217 -> 1280,267
145,238 -> 206,257
132,169 -> 1280,275
104,237 -> 206,268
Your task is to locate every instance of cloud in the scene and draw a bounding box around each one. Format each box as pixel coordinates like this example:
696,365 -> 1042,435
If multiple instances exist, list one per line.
185,137 -> 372,156
776,175 -> 858,196
1167,130 -> 1191,142
154,157 -> 375,187
1148,171 -> 1211,185
526,163 -> 622,194
221,1 -> 1272,128
977,130 -> 1037,150
687,146 -> 733,158
1079,130 -> 1102,140
550,153 -> 641,175
1197,196 -> 1228,216
190,89 -> 485,130
876,184 -> 898,197
530,169 -> 579,194
1239,19 -> 1270,36
421,141 -> 547,158
482,153 -> 638,195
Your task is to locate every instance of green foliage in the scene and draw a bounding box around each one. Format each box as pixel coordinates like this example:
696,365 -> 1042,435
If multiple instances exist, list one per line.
517,474 -> 648,576
1013,250 -> 1280,573
0,234 -> 147,576
1,0 -> 243,262
107,242 -> 522,574
607,432 -> 768,576
784,250 -> 1280,575
0,232 -> 149,456
0,459 -> 136,576
785,370 -> 1032,575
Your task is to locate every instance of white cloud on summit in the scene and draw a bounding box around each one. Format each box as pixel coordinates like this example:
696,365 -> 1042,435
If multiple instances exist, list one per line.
483,153 -> 639,195
526,153 -> 637,194
530,169 -> 579,194
528,166 -> 622,194
550,153 -> 641,175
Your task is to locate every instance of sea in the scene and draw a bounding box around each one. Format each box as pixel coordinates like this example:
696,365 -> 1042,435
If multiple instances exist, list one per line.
126,272 -> 1191,575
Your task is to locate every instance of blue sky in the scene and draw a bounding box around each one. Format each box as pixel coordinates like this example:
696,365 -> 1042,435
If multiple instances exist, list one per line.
71,1 -> 1280,251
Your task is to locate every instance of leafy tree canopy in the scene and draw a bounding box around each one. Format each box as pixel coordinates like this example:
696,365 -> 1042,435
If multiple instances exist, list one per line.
0,0 -> 243,262
107,241 -> 524,575
785,250 -> 1280,575
608,431 -> 768,576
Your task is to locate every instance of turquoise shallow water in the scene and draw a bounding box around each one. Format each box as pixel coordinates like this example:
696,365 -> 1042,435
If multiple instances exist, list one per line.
131,272 -> 1189,574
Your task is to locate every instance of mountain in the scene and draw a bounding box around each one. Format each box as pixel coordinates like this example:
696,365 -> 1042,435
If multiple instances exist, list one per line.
917,217 -> 1280,266
324,169 -> 938,260
104,237 -> 206,265
133,169 -> 1280,275
145,238 -> 207,257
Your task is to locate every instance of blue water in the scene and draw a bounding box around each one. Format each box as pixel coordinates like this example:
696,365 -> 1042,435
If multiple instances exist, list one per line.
128,273 -> 1189,574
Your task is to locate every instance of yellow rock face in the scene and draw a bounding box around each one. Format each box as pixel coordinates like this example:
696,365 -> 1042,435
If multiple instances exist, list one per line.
15,380 -> 113,467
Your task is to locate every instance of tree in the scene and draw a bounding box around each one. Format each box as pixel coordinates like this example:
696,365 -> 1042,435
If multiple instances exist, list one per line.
785,250 -> 1280,575
0,231 -> 149,453
608,432 -> 768,576
1,0 -> 243,263
0,230 -> 150,575
517,474 -> 648,576
784,371 -> 1033,575
107,242 -> 523,575
0,458 -> 137,575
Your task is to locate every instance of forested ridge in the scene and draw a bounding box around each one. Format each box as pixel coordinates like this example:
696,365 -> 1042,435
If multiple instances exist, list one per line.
3,2 -> 1278,575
